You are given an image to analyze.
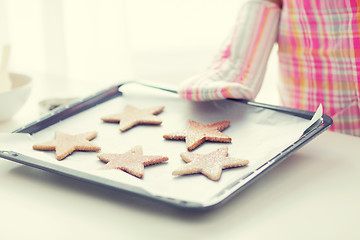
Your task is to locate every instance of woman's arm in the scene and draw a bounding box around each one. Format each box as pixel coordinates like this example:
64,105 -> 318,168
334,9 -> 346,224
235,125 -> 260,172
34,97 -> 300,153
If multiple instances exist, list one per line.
178,0 -> 282,101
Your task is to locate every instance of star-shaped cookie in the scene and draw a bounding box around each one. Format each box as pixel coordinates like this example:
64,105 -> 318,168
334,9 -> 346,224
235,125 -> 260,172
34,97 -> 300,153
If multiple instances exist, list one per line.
33,131 -> 101,160
163,120 -> 231,151
101,104 -> 164,132
173,147 -> 249,181
98,145 -> 168,178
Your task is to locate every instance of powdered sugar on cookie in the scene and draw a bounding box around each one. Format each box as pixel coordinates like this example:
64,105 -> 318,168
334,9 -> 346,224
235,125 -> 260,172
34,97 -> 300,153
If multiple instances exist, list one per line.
163,120 -> 232,151
98,145 -> 168,178
173,147 -> 249,181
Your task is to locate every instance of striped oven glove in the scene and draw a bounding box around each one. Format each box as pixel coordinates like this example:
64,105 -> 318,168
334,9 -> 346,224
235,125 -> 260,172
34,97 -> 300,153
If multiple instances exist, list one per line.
178,0 -> 281,101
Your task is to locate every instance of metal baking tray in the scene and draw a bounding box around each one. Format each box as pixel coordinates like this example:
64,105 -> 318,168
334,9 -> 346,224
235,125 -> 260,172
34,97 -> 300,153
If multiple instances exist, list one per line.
0,82 -> 332,209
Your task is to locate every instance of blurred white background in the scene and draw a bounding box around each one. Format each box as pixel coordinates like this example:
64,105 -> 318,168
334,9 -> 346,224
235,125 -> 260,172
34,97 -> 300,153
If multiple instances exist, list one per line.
0,0 -> 279,103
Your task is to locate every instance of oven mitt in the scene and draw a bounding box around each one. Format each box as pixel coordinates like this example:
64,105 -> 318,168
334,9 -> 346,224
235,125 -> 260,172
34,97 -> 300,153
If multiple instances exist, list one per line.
178,0 -> 281,101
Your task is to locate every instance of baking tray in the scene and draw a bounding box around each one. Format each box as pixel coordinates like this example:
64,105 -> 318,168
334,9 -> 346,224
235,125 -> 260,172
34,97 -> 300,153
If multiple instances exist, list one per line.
0,82 -> 332,209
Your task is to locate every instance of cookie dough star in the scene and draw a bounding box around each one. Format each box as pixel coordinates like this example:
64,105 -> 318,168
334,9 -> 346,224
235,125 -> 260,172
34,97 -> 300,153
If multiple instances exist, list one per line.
101,104 -> 164,132
98,145 -> 168,178
33,131 -> 101,160
173,147 -> 249,181
163,120 -> 232,151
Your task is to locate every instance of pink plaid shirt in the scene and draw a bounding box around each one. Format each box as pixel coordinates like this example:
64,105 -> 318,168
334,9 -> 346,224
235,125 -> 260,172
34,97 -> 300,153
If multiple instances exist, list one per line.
278,0 -> 360,136
180,0 -> 359,136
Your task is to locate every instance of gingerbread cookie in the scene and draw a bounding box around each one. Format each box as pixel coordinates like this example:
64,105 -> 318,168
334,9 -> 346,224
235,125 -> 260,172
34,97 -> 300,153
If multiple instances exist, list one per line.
101,104 -> 164,132
33,131 -> 101,160
98,145 -> 168,178
163,120 -> 231,151
173,147 -> 249,181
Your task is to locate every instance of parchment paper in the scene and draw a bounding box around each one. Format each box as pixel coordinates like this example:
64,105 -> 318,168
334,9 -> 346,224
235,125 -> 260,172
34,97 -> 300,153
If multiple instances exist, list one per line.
0,84 -> 319,207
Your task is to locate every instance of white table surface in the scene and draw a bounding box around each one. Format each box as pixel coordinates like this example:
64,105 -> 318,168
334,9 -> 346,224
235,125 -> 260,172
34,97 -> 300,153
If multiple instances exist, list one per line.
0,75 -> 359,240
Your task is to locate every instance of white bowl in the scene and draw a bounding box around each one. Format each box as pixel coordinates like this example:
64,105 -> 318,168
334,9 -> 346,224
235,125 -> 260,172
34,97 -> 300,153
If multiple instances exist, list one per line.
0,73 -> 32,121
